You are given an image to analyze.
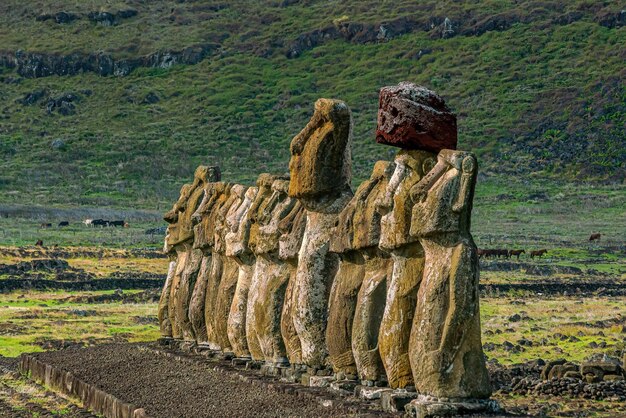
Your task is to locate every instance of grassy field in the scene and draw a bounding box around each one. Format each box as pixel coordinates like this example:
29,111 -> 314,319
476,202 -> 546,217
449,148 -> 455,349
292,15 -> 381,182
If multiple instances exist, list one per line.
0,1 -> 623,207
0,290 -> 159,357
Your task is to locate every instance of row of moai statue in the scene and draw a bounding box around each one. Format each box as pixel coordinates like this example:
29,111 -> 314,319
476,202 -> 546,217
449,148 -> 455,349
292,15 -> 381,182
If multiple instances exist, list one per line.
158,82 -> 499,417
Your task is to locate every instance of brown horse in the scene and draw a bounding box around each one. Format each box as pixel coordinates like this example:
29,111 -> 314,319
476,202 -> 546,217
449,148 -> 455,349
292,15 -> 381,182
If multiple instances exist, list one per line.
509,249 -> 525,259
530,249 -> 547,259
589,233 -> 601,241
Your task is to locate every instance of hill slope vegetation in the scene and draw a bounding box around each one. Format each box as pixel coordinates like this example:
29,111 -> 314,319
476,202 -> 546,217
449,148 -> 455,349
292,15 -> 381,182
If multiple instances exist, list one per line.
0,0 -> 624,208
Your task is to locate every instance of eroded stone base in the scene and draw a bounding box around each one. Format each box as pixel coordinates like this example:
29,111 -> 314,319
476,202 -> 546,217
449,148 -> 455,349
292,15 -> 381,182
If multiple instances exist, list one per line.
406,395 -> 502,418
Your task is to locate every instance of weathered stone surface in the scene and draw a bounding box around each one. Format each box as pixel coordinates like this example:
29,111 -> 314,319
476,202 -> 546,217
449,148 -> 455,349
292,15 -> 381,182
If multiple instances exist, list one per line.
407,395 -> 502,418
201,184 -> 233,350
326,161 -> 393,376
352,250 -> 391,382
213,185 -> 247,353
279,202 -> 306,365
381,389 -> 417,413
378,150 -> 434,389
246,174 -> 286,360
157,258 -> 177,338
163,167 -> 217,341
175,247 -> 203,342
288,98 -> 352,204
289,99 -> 353,368
325,251 -> 364,375
409,149 -> 491,399
226,186 -> 258,358
250,179 -> 296,364
376,82 -> 457,152
188,254 -> 211,344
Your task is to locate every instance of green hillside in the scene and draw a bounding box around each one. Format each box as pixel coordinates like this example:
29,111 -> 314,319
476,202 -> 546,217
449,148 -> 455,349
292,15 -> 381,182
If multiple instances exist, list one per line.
0,0 -> 624,209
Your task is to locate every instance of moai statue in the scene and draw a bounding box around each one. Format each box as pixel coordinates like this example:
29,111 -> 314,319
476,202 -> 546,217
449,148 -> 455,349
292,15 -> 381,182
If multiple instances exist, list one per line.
350,160 -> 395,384
199,182 -> 233,351
376,149 -> 433,388
245,173 -> 287,361
188,167 -> 221,346
278,200 -> 306,369
325,179 -> 363,377
407,150 -> 494,415
375,82 -> 458,389
159,183 -> 193,340
288,98 -> 353,370
226,186 -> 258,359
250,179 -> 297,366
164,167 -> 213,344
213,184 -> 247,355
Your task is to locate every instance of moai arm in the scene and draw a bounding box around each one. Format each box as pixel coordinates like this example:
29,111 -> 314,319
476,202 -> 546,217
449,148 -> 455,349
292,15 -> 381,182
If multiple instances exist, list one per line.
376,161 -> 406,215
277,200 -> 302,235
227,187 -> 252,232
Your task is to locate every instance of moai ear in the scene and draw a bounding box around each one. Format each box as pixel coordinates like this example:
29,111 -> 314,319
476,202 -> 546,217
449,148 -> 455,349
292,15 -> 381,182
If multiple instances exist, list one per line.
452,155 -> 477,213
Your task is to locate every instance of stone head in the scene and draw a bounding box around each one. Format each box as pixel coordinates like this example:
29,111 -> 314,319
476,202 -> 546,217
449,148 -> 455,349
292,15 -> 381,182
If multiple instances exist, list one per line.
288,98 -> 352,200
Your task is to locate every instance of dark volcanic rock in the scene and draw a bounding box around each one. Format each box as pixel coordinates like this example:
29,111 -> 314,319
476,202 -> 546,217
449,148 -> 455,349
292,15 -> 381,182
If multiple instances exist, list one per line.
46,92 -> 81,116
36,12 -> 79,24
18,89 -> 47,105
87,11 -> 117,26
0,44 -> 216,78
375,81 -> 457,152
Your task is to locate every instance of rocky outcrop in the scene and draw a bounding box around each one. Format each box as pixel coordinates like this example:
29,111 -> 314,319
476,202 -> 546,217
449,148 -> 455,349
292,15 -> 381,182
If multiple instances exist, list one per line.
36,12 -> 79,24
283,8 -> 624,58
0,43 -> 217,78
87,9 -> 138,26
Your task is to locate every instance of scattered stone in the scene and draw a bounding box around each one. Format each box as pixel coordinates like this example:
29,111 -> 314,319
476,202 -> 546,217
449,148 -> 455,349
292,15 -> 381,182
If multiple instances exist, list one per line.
51,139 -> 66,150
381,389 -> 417,413
18,89 -> 47,105
142,92 -> 160,104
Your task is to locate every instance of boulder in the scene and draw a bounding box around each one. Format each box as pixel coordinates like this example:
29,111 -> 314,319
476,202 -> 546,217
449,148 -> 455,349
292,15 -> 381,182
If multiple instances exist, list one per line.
376,82 -> 457,152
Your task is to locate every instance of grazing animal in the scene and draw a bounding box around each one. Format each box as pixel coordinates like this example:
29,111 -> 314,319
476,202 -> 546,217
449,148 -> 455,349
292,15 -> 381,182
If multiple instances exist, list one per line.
83,219 -> 93,227
123,222 -> 130,228
477,248 -> 486,259
35,239 -> 43,246
110,220 -> 125,227
530,249 -> 548,259
58,221 -> 69,227
509,249 -> 525,259
40,223 -> 52,228
589,233 -> 601,241
91,219 -> 108,227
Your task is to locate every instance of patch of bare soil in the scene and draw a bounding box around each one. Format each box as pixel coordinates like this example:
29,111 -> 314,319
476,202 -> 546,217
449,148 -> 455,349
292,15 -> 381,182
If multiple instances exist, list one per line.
32,343 -> 388,418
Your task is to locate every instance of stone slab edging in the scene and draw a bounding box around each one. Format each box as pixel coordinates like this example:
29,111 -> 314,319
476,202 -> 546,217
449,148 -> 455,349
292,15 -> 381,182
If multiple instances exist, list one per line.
19,354 -> 149,418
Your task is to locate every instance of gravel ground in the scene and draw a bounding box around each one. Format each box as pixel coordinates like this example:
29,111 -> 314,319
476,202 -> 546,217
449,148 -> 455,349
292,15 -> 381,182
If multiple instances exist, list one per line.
33,343 -> 370,418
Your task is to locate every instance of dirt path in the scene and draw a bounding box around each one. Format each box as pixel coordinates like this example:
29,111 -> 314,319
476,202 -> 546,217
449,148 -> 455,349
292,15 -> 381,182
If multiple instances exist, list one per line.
31,343 -> 383,418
